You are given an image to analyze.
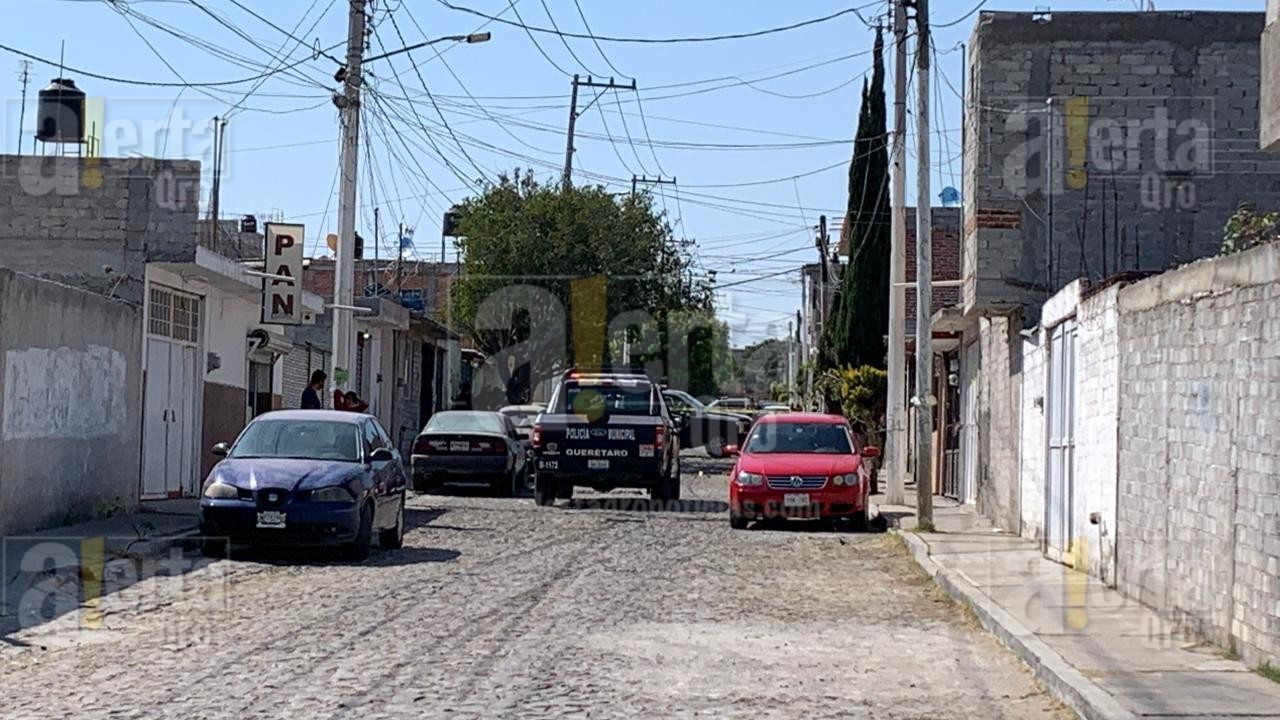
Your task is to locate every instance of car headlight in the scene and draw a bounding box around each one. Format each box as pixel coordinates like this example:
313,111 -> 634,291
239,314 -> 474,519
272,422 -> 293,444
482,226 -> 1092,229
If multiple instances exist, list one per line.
311,486 -> 354,503
736,471 -> 764,487
832,474 -> 845,486
844,473 -> 859,487
203,482 -> 238,499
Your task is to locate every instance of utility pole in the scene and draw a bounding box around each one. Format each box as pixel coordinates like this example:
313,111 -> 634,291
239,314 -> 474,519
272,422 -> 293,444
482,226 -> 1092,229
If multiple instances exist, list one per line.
913,0 -> 935,527
885,0 -> 909,505
209,116 -> 228,252
372,206 -> 379,294
563,75 -> 638,190
332,0 -> 368,394
631,174 -> 676,197
396,222 -> 405,293
16,59 -> 31,154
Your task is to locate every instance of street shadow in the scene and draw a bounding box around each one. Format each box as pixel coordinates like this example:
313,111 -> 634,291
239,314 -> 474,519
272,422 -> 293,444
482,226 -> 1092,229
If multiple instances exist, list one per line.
877,509 -> 916,529
743,513 -> 890,534
1,535 -> 214,641
224,543 -> 460,567
564,496 -> 730,514
404,507 -> 449,532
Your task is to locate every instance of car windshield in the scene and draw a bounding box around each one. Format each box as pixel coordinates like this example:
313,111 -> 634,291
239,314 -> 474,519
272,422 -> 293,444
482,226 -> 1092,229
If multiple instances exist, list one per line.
744,422 -> 852,454
426,412 -> 503,433
554,380 -> 654,415
665,391 -> 705,412
229,420 -> 362,462
501,410 -> 539,427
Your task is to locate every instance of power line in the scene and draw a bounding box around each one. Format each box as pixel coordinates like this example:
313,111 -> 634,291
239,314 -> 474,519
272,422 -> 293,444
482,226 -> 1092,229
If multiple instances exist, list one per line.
433,1 -> 882,44
538,0 -> 602,76
504,0 -> 572,75
934,0 -> 988,29
570,0 -> 624,76
0,39 -> 343,87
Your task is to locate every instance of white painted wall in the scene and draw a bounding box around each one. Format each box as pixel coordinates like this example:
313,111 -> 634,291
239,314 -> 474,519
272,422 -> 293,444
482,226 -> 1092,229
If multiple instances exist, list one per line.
1019,334 -> 1046,540
1074,285 -> 1121,586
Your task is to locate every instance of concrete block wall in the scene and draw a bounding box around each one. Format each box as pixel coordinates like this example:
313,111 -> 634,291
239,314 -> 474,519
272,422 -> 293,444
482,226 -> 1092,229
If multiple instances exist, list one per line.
0,155 -> 200,305
975,313 -> 1023,532
965,12 -> 1280,318
1115,241 -> 1280,667
1074,284 -> 1122,586
0,270 -> 142,535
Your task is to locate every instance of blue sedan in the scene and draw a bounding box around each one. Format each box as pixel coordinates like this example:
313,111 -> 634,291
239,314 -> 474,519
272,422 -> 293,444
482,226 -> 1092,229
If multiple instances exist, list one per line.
198,410 -> 408,560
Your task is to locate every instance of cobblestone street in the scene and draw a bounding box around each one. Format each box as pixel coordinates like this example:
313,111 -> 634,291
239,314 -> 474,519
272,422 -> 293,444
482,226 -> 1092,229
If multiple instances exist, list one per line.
1,456 -> 1067,719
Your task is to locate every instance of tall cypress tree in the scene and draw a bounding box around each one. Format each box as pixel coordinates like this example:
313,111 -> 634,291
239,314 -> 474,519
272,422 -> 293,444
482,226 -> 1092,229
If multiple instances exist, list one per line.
824,27 -> 890,370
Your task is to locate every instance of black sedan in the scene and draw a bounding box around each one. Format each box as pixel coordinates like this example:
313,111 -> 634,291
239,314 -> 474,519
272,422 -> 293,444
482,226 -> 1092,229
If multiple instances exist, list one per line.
411,411 -> 528,496
198,410 -> 407,560
662,389 -> 753,458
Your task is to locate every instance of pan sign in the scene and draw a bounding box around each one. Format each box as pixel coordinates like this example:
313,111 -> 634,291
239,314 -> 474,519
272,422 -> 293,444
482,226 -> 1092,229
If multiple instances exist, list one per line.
262,223 -> 304,325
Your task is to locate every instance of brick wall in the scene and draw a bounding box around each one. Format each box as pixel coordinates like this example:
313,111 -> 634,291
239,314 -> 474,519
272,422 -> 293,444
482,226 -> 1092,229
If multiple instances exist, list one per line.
1019,334 -> 1046,540
0,155 -> 199,305
966,11 -> 1280,317
304,258 -> 457,320
904,207 -> 962,336
1073,284 -> 1122,585
1115,241 -> 1280,666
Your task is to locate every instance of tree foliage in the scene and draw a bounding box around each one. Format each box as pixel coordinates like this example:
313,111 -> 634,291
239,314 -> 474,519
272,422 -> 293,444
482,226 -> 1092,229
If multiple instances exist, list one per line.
1222,203 -> 1280,255
817,365 -> 888,448
824,27 -> 891,371
450,171 -> 718,402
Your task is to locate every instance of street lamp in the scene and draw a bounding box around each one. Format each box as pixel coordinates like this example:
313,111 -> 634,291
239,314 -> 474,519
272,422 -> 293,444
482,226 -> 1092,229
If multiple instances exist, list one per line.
363,32 -> 492,64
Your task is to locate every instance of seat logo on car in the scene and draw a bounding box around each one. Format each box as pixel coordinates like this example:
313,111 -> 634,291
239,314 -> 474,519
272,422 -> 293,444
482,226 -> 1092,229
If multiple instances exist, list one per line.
790,476 -> 803,488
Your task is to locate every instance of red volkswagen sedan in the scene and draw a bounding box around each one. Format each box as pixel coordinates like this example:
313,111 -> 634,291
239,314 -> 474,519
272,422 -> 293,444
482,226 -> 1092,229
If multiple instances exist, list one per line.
727,413 -> 879,530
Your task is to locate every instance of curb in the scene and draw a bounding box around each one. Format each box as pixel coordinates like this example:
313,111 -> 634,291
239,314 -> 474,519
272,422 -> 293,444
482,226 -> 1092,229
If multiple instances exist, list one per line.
894,529 -> 1137,720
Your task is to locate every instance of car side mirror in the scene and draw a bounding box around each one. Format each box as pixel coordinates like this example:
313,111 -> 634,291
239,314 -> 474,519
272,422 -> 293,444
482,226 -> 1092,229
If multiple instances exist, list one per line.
724,444 -> 740,456
862,446 -> 881,459
211,442 -> 230,457
371,447 -> 395,463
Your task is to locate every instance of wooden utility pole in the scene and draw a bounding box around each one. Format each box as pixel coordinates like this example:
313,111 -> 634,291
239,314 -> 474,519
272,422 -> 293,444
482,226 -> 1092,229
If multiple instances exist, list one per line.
16,59 -> 31,154
885,0 -> 909,505
913,0 -> 934,527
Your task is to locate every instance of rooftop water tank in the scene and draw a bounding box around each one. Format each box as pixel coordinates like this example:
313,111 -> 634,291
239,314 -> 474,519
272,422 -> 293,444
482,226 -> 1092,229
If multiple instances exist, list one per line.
35,78 -> 86,144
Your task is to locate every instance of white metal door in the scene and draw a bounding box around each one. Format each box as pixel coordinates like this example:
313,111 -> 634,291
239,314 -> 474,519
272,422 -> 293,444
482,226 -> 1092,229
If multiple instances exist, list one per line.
142,337 -> 173,497
1045,320 -> 1077,559
175,344 -> 198,495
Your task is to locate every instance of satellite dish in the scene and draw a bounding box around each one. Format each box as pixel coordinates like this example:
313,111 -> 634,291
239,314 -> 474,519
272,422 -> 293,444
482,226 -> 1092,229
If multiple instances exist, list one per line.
325,233 -> 338,253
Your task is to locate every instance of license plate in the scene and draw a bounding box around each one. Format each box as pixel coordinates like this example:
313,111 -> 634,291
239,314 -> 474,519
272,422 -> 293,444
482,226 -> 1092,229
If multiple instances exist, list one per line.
783,493 -> 811,509
256,511 -> 287,529
450,441 -> 470,452
587,459 -> 609,471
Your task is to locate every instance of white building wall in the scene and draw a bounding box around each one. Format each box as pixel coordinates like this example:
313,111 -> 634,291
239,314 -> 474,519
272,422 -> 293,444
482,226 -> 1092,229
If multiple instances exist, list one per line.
1073,285 -> 1121,586
1019,335 -> 1046,540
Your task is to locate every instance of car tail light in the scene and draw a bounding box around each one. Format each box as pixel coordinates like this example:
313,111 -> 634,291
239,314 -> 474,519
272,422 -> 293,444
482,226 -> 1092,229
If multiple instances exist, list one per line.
474,441 -> 506,454
412,436 -> 432,455
532,424 -> 542,449
654,424 -> 666,449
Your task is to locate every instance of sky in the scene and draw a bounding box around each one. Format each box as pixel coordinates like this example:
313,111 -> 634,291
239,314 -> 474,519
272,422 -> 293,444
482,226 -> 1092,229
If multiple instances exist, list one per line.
3,0 -> 1265,347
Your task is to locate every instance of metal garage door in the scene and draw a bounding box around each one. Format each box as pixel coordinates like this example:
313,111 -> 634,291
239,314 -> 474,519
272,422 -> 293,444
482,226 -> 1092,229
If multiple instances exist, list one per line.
1045,319 -> 1077,562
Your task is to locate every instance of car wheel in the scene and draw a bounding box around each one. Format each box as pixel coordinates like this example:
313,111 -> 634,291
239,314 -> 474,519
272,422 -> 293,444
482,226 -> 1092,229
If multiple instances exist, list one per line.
346,503 -> 374,561
705,435 -> 727,458
729,513 -> 749,530
379,496 -> 405,549
649,474 -> 672,503
849,505 -> 869,532
667,453 -> 682,502
413,474 -> 436,494
534,473 -> 556,506
555,482 -> 574,500
491,469 -> 515,498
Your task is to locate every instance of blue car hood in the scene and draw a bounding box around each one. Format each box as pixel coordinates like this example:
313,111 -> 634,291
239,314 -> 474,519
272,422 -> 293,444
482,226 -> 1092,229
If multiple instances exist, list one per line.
211,458 -> 363,491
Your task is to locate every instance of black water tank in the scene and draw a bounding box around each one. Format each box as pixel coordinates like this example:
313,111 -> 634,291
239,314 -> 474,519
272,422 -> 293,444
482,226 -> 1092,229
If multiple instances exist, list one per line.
36,78 -> 86,143
240,214 -> 258,234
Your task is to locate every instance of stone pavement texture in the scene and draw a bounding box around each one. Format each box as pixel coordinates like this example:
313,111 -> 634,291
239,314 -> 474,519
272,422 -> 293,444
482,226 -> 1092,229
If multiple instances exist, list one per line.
883,496 -> 1280,720
0,457 -> 1069,719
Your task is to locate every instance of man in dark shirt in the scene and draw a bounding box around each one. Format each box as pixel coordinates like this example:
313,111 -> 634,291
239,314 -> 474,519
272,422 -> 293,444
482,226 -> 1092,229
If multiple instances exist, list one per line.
301,370 -> 326,409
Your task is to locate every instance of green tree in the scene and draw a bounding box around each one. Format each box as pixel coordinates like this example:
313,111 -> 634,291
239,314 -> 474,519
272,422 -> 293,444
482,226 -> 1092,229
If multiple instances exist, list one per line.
817,365 -> 888,448
450,170 -> 714,401
1222,203 -> 1280,255
824,27 -> 890,370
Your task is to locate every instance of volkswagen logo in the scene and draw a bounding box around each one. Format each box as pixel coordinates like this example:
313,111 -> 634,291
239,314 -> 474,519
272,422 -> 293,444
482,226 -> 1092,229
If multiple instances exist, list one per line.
790,476 -> 803,488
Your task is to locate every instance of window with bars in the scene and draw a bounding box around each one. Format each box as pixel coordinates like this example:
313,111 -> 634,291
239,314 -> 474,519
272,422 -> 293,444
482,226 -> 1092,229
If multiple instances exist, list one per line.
148,285 -> 200,344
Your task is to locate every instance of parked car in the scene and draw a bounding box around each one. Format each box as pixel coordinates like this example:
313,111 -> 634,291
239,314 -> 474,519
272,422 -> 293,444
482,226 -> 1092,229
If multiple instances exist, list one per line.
661,389 -> 752,458
198,410 -> 407,560
726,413 -> 880,531
707,397 -> 756,414
759,403 -> 792,415
411,411 -> 528,496
498,403 -> 545,445
533,370 -> 682,505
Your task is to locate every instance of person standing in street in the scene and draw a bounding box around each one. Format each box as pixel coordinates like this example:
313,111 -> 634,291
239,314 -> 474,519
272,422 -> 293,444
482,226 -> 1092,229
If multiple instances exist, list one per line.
301,370 -> 326,409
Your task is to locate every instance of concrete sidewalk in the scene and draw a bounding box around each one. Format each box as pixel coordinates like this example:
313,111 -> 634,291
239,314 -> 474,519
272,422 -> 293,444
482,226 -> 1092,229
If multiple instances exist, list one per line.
877,496 -> 1280,720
